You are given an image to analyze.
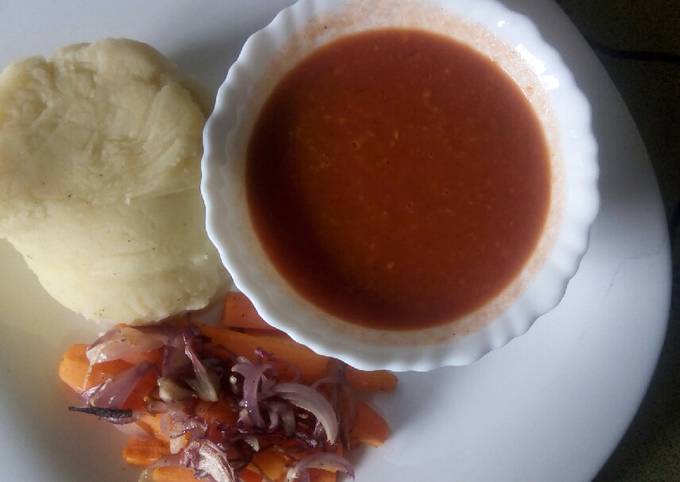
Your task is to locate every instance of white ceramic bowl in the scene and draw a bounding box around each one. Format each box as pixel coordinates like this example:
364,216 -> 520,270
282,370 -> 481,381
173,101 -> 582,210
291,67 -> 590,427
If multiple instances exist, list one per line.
201,0 -> 599,372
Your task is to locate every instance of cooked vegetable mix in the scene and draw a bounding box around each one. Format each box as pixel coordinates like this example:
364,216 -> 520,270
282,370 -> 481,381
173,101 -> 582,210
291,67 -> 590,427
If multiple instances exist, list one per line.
59,294 -> 394,482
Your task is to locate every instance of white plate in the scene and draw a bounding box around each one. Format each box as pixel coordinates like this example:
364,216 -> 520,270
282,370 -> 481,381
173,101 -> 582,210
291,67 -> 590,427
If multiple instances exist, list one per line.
0,1 -> 670,481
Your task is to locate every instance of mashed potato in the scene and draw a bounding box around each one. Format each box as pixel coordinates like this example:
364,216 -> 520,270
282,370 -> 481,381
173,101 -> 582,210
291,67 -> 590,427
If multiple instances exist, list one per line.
0,38 -> 224,324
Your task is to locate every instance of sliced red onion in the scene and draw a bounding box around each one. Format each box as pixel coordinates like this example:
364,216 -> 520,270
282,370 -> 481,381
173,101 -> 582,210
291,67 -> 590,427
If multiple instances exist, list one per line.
87,326 -> 165,365
272,383 -> 338,444
114,422 -> 151,438
145,400 -> 190,419
236,408 -> 252,430
231,361 -> 272,428
160,411 -> 182,435
134,315 -> 188,334
313,420 -> 324,440
88,326 -> 123,349
243,435 -> 260,452
184,331 -> 219,402
286,452 -> 355,482
80,379 -> 109,402
179,446 -> 201,471
148,453 -> 184,470
188,296 -> 225,325
160,411 -> 207,439
320,361 -> 356,450
137,468 -> 154,482
254,347 -> 274,361
162,331 -> 192,379
196,440 -> 237,482
203,357 -> 230,379
271,358 -> 302,383
169,436 -> 188,455
163,345 -> 191,378
312,376 -> 341,437
325,359 -> 347,378
160,412 -> 208,454
186,374 -> 220,403
265,401 -> 296,437
158,377 -> 193,402
311,376 -> 344,389
292,431 -> 320,449
87,361 -> 156,409
340,409 -> 355,449
260,377 -> 277,397
169,417 -> 208,440
339,386 -> 357,451
146,400 -> 171,415
265,403 -> 280,431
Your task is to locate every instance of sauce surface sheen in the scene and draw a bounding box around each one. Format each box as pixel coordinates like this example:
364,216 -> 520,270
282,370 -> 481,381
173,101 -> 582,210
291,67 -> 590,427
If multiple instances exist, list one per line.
247,29 -> 551,330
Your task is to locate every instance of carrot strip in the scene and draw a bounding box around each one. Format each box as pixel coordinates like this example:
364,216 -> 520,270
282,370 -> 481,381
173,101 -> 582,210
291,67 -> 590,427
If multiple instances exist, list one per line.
152,467 -> 199,482
152,466 -> 262,482
251,448 -> 290,481
195,399 -> 238,426
58,344 -> 132,392
222,292 -> 279,331
123,368 -> 158,410
122,436 -> 169,466
88,359 -> 133,388
345,366 -> 398,392
199,324 -> 328,383
310,468 -> 337,482
136,412 -> 167,442
241,329 -> 289,337
240,469 -> 264,482
121,347 -> 164,366
201,323 -> 398,392
58,344 -> 90,392
351,401 -> 390,447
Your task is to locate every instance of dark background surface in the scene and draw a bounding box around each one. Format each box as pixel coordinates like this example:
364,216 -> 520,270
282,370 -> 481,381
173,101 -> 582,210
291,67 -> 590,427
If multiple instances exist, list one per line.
555,1 -> 679,480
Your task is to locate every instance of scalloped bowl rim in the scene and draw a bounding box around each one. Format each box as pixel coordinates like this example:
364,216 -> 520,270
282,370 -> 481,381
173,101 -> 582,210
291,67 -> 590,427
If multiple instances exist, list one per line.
201,0 -> 600,372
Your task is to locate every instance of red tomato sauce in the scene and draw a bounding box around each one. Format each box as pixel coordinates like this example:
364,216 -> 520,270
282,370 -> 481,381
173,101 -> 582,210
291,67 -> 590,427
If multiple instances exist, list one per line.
247,29 -> 550,330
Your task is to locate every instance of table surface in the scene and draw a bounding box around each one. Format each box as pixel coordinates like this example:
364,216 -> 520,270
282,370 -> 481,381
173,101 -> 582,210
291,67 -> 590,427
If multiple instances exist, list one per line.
554,1 -> 680,480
